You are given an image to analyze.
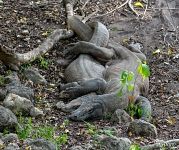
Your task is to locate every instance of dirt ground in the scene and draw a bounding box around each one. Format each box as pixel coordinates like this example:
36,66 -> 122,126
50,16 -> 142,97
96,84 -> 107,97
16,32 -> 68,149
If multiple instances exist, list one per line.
0,0 -> 178,149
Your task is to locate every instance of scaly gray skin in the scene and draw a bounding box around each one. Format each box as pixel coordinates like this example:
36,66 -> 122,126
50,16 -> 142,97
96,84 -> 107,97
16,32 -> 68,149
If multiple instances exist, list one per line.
59,16 -> 151,121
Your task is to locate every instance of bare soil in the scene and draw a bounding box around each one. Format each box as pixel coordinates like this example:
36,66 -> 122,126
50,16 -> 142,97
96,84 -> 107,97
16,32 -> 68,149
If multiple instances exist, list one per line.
0,0 -> 178,149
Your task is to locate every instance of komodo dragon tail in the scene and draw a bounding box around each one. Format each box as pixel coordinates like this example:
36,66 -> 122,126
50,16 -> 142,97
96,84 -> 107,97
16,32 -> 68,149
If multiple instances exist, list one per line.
68,16 -> 109,47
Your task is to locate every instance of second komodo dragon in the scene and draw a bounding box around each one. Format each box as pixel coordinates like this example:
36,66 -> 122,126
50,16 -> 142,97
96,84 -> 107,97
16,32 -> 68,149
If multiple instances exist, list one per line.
58,16 -> 151,122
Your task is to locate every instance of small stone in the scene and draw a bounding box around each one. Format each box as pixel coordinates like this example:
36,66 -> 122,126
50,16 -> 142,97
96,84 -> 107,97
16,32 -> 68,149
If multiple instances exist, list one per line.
6,80 -> 34,101
30,107 -> 44,117
24,67 -> 47,85
56,101 -> 65,110
0,139 -> 4,150
111,109 -> 132,123
21,30 -> 29,35
127,119 -> 157,138
100,135 -> 131,150
3,93 -> 34,116
24,138 -> 56,150
0,106 -> 18,131
4,143 -> 20,150
0,88 -> 7,101
1,133 -> 19,144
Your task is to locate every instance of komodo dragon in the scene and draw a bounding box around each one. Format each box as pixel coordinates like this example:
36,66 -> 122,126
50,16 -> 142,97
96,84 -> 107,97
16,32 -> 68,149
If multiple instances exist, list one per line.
58,16 -> 151,121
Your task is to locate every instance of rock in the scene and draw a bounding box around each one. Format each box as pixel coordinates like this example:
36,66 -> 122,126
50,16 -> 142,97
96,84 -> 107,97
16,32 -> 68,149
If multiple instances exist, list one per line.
3,93 -> 34,115
24,138 -> 56,150
0,106 -> 18,131
1,133 -> 19,144
56,101 -> 65,110
100,135 -> 131,150
111,109 -> 132,123
129,42 -> 143,51
0,133 -> 3,138
4,72 -> 20,84
4,143 -> 20,150
127,119 -> 157,138
6,81 -> 34,101
30,107 -> 44,117
24,68 -> 47,85
21,30 -> 29,35
3,93 -> 43,117
0,139 -> 4,150
5,72 -> 34,101
0,88 -> 7,101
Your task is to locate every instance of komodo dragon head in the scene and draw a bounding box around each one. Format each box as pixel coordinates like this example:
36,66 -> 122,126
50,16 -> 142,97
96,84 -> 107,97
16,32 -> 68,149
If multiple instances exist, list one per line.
69,101 -> 104,121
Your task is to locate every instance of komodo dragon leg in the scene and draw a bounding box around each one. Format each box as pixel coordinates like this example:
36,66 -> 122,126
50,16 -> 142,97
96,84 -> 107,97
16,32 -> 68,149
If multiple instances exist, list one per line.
65,93 -> 129,121
64,41 -> 115,62
59,78 -> 106,100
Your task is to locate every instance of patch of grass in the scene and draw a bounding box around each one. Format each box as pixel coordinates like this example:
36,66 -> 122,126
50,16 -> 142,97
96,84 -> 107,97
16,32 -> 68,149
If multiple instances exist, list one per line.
20,63 -> 32,71
130,144 -> 141,150
15,116 -> 69,150
125,103 -> 143,119
0,75 -> 5,86
37,56 -> 49,69
85,122 -> 115,138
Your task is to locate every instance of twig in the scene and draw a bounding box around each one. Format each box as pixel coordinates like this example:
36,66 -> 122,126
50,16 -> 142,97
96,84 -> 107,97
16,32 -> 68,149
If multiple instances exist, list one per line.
128,0 -> 139,16
82,9 -> 99,23
141,139 -> 179,150
165,0 -> 176,31
141,0 -> 148,19
91,0 -> 129,18
81,0 -> 90,10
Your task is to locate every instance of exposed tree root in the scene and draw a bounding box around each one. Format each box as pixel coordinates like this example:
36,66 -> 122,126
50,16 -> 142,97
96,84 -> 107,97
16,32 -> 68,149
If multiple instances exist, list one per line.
141,139 -> 179,150
0,29 -> 73,70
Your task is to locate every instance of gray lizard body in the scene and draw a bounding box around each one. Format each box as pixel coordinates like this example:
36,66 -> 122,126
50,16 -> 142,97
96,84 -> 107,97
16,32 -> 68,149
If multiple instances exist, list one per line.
58,16 -> 151,121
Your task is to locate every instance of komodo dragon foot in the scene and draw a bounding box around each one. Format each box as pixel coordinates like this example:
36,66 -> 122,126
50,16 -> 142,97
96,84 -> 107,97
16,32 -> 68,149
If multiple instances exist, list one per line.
58,94 -> 152,121
58,78 -> 106,100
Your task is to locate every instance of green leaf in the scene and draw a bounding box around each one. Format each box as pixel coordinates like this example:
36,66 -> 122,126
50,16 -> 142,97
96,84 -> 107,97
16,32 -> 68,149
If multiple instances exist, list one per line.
130,144 -> 141,150
134,1 -> 144,8
141,64 -> 150,77
117,89 -> 123,97
137,63 -> 150,79
127,72 -> 134,82
120,71 -> 128,84
127,84 -> 134,92
152,49 -> 161,55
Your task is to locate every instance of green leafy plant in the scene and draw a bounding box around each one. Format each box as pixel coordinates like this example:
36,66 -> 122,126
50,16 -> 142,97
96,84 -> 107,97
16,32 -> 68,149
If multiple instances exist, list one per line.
117,70 -> 134,97
37,56 -> 49,69
130,144 -> 141,150
125,103 -> 143,118
137,62 -> 150,80
118,62 -> 150,118
85,122 -> 97,136
15,117 -> 69,150
16,116 -> 32,140
0,75 -> 5,86
85,122 -> 116,138
20,63 -> 32,71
